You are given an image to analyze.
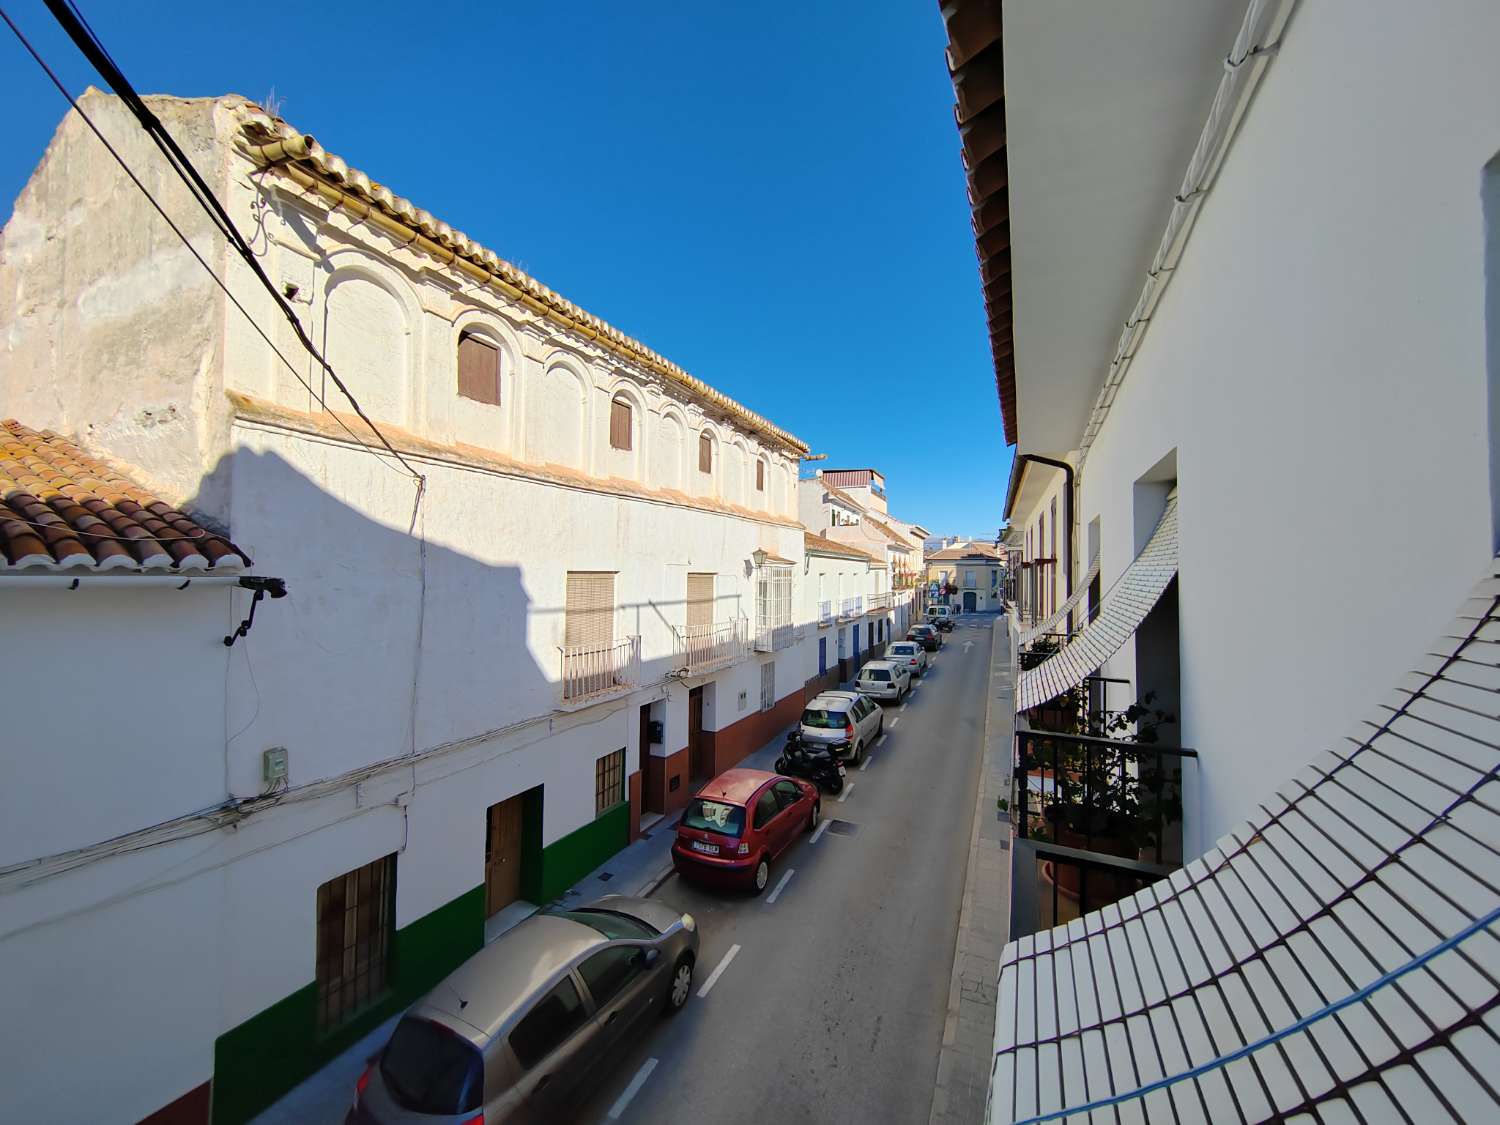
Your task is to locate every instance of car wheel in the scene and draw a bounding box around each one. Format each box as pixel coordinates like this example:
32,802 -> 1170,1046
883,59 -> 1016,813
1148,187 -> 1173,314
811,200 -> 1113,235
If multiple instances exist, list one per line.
665,954 -> 694,1015
877,714 -> 885,736
809,801 -> 821,832
827,774 -> 843,794
752,856 -> 770,895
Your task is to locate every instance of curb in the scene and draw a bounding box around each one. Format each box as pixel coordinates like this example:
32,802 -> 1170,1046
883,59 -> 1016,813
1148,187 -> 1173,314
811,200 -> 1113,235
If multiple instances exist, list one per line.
639,863 -> 676,898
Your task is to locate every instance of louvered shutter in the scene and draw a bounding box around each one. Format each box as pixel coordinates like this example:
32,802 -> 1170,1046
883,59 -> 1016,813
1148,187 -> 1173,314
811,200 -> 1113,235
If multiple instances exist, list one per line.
756,460 -> 765,491
565,572 -> 615,650
609,397 -> 632,450
457,334 -> 500,405
687,573 -> 714,630
699,433 -> 712,474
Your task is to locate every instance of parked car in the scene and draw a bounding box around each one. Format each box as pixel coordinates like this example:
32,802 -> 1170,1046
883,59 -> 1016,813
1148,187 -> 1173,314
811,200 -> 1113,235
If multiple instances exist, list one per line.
347,895 -> 698,1125
672,768 -> 820,893
908,623 -> 942,651
886,639 -> 929,676
854,658 -> 911,702
926,605 -> 957,631
800,689 -> 884,763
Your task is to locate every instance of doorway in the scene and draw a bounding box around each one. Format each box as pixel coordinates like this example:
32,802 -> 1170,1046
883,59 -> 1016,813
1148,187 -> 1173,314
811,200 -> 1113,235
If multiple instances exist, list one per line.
963,590 -> 977,612
688,687 -> 707,782
484,794 -> 526,917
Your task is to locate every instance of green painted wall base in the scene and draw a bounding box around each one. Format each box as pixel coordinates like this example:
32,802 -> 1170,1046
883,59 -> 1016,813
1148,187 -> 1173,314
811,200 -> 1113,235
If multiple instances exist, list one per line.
538,803 -> 629,901
211,884 -> 484,1125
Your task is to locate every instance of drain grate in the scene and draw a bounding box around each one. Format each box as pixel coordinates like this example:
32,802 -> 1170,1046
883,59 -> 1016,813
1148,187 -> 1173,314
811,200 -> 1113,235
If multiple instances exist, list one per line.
597,871 -> 614,882
825,819 -> 861,837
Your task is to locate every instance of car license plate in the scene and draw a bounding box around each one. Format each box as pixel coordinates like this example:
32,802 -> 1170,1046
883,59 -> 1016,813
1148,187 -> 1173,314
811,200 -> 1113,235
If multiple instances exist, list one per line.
690,841 -> 719,855
838,765 -> 847,777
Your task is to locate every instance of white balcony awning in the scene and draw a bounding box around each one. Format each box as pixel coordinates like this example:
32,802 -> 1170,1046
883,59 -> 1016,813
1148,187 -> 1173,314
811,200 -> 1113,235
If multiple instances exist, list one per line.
1018,494 -> 1178,711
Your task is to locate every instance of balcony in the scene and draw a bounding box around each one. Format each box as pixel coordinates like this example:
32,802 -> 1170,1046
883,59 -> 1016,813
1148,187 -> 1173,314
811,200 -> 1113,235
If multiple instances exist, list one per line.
865,591 -> 890,612
675,619 -> 748,676
753,621 -> 795,653
1009,727 -> 1198,936
560,635 -> 640,704
838,595 -> 863,619
818,599 -> 834,626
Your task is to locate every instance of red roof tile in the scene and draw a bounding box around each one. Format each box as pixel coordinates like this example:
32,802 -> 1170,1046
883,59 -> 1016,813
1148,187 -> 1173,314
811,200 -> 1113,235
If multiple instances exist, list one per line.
0,421 -> 249,571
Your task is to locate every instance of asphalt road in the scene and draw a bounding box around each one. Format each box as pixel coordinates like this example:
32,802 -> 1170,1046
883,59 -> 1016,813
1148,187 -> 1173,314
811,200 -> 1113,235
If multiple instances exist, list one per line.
576,615 -> 995,1125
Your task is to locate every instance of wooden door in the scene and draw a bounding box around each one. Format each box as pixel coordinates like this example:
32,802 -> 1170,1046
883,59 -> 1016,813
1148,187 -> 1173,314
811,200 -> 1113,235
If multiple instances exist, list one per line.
688,687 -> 706,781
485,796 -> 525,916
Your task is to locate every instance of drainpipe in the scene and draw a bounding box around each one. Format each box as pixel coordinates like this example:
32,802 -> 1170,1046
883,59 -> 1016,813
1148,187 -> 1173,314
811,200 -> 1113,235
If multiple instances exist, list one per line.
1005,454 -> 1074,631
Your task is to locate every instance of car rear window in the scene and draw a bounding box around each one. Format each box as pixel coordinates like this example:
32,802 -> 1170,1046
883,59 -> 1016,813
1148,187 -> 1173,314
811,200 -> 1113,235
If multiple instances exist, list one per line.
380,1017 -> 483,1116
683,798 -> 746,838
891,644 -> 915,654
801,707 -> 848,729
862,668 -> 891,682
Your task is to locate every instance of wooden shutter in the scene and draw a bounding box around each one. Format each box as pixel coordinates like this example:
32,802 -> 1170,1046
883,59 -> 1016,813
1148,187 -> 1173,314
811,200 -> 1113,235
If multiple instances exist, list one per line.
686,573 -> 714,630
457,334 -> 500,405
565,572 -> 615,649
699,433 -> 712,474
609,397 -> 632,450
756,460 -> 765,491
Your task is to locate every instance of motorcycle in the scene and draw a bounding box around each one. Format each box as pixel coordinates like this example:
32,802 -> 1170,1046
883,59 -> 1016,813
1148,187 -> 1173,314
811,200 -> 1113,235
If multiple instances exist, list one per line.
774,731 -> 845,793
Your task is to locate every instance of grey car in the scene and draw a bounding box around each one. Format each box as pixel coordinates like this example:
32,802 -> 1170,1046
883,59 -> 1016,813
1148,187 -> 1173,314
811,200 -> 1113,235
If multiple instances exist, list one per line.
348,895 -> 698,1125
800,689 -> 884,764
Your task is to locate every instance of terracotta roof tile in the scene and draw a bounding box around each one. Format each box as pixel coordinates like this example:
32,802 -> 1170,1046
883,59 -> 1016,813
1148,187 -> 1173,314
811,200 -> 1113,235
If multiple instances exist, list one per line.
803,531 -> 881,564
926,541 -> 1002,561
0,421 -> 248,572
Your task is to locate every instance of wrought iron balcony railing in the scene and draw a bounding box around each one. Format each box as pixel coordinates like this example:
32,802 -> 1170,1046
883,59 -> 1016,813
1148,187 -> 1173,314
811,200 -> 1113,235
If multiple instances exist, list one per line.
818,599 -> 834,625
839,595 -> 863,619
866,591 -> 891,612
753,621 -> 795,653
560,635 -> 640,702
675,619 -> 748,676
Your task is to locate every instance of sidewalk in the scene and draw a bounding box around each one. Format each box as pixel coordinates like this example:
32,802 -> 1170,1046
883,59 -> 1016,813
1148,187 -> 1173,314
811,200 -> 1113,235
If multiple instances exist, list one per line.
249,722 -> 795,1125
929,613 -> 1014,1125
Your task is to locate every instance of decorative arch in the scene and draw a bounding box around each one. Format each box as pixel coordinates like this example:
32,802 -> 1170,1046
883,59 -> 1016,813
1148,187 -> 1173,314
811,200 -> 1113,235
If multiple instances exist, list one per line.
605,378 -> 647,467
528,353 -> 590,469
450,311 -> 521,448
695,423 -> 721,495
653,405 -> 688,491
319,253 -> 420,426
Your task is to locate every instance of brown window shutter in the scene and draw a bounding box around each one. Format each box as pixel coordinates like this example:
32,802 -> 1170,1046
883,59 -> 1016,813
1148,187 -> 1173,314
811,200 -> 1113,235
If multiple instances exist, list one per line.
610,397 -> 632,450
565,572 -> 615,649
457,334 -> 500,405
686,573 -> 714,630
699,433 -> 712,474
756,460 -> 765,491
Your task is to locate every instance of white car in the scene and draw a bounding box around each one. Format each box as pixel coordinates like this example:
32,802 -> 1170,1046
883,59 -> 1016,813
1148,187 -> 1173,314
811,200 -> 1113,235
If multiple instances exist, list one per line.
854,659 -> 911,703
885,640 -> 929,677
800,690 -> 885,764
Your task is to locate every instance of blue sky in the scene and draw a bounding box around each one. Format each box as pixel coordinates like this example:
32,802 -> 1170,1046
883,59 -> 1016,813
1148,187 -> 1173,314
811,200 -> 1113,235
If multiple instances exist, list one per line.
1,1 -> 1011,538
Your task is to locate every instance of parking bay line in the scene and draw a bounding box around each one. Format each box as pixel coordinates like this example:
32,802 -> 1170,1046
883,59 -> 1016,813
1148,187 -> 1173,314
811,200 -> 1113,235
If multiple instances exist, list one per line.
810,817 -> 832,844
838,781 -> 856,803
876,733 -> 889,747
859,755 -> 872,772
697,944 -> 741,998
899,702 -> 908,713
608,1057 -> 659,1120
765,868 -> 796,904
891,717 -> 901,728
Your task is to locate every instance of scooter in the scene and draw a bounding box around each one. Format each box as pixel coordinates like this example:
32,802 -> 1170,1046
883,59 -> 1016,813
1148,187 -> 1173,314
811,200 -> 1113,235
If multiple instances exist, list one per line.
775,730 -> 845,793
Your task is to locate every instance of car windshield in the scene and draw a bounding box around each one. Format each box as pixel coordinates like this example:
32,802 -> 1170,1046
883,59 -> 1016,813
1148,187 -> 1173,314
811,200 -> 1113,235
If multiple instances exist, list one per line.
801,708 -> 848,729
548,908 -> 657,939
863,669 -> 891,681
912,626 -> 933,636
682,798 -> 745,838
380,1018 -> 483,1116
891,644 -> 915,655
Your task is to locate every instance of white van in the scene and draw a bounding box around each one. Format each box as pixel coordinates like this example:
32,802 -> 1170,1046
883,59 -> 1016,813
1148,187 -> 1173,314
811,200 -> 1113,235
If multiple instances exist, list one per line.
925,604 -> 955,625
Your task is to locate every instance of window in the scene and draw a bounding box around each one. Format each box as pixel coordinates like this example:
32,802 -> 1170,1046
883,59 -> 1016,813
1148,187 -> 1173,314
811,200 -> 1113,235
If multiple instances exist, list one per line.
510,977 -> 587,1069
683,797 -> 745,837
818,637 -> 827,675
565,572 -> 615,650
853,624 -> 860,657
756,565 -> 793,637
756,459 -> 765,491
760,661 -> 775,711
965,570 -> 977,588
551,908 -> 656,940
773,780 -> 801,809
837,628 -> 846,658
609,395 -> 633,451
595,749 -> 625,815
380,1017 -> 483,1116
687,573 -> 714,631
699,433 -> 713,474
316,854 -> 395,1032
457,332 -> 500,405
579,947 -> 646,1008
752,790 -> 779,830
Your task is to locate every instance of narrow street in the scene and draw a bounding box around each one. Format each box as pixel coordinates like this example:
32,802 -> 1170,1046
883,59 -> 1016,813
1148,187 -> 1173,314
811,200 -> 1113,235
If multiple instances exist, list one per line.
577,617 -> 996,1125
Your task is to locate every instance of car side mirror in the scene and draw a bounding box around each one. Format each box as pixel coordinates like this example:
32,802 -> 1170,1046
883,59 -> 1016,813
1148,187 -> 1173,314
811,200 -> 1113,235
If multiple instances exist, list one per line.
641,948 -> 661,968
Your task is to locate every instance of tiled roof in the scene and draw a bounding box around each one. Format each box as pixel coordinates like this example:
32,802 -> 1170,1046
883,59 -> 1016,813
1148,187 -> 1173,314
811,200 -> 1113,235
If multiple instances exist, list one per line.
1017,496 -> 1177,710
929,541 -> 1003,561
821,484 -> 866,512
994,554 -> 1500,1123
0,421 -> 248,571
803,531 -> 879,564
866,517 -> 915,551
229,103 -> 807,456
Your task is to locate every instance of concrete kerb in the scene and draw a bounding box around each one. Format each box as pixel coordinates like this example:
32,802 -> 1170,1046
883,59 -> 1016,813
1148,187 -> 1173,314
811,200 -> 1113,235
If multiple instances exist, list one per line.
928,614 -> 1014,1125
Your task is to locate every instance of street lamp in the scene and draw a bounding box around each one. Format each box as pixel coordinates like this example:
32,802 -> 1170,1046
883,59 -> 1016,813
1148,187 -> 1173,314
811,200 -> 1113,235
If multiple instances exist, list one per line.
751,548 -> 767,570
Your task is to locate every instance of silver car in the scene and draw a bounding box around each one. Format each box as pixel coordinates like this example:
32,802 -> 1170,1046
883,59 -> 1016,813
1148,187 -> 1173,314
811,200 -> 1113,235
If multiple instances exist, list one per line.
854,658 -> 911,702
348,895 -> 698,1124
800,689 -> 884,764
885,640 -> 929,677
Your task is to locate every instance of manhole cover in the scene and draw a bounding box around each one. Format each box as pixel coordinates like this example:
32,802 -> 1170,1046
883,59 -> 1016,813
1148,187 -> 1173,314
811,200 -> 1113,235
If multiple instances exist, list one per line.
826,819 -> 860,837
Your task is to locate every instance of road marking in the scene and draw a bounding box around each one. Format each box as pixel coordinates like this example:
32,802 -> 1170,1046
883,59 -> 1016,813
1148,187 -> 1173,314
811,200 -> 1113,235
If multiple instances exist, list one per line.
912,681 -> 921,690
876,733 -> 889,747
608,1057 -> 659,1119
963,640 -> 974,654
899,702 -> 908,712
766,868 -> 795,904
859,755 -> 872,772
810,817 -> 831,844
891,717 -> 901,728
838,782 -> 856,803
697,944 -> 741,998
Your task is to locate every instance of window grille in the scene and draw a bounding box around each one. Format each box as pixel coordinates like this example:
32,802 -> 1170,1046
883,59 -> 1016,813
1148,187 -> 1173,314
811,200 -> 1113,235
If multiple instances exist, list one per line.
315,854 -> 395,1032
457,333 -> 500,405
595,749 -> 625,815
759,661 -> 775,711
756,567 -> 793,634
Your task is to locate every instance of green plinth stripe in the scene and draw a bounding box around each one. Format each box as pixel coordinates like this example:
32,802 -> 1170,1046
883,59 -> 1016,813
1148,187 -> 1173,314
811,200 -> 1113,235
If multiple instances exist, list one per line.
538,802 -> 630,901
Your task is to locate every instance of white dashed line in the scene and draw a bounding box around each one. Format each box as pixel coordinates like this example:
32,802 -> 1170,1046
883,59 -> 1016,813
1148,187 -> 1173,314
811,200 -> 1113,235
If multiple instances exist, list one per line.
876,733 -> 889,747
810,817 -> 831,844
609,1058 -> 659,1119
697,944 -> 741,998
838,782 -> 855,803
765,868 -> 795,904
891,717 -> 901,728
899,703 -> 908,712
859,756 -> 872,772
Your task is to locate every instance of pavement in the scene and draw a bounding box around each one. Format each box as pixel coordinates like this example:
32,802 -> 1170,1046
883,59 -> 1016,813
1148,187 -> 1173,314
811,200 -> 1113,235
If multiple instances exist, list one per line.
254,614 -> 1002,1125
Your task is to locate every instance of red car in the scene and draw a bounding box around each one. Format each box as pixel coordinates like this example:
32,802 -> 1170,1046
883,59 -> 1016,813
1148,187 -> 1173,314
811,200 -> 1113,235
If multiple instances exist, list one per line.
672,768 -> 820,894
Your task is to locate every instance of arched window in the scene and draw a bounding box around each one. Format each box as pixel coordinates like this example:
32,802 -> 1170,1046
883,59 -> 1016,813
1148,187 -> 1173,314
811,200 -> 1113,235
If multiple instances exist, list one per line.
698,432 -> 713,474
609,394 -> 633,451
457,331 -> 501,405
756,458 -> 766,492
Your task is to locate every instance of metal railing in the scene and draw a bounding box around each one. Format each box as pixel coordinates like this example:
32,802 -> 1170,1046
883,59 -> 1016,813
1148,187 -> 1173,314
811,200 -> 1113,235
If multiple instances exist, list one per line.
1012,838 -> 1175,938
754,621 -> 795,653
819,599 -> 834,625
560,635 -> 640,702
839,595 -> 863,618
676,619 -> 748,676
1013,729 -> 1197,870
866,591 -> 891,612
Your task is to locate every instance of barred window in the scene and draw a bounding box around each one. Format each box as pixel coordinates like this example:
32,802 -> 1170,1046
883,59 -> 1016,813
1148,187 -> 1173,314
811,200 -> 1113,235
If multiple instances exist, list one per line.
756,566 -> 793,636
595,749 -> 625,815
760,661 -> 775,711
316,854 -> 395,1033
